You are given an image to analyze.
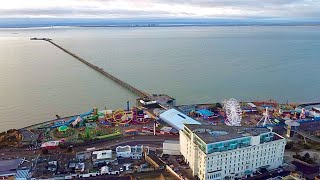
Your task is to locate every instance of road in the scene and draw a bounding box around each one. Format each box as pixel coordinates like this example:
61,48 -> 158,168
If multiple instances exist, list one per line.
0,135 -> 178,160
74,134 -> 179,152
284,127 -> 320,143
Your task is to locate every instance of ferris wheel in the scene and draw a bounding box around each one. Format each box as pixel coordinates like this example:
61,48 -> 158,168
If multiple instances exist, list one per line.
224,98 -> 242,126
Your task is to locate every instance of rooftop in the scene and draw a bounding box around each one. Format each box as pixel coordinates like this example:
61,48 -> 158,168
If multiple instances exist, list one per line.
116,145 -> 131,152
0,158 -> 22,172
92,150 -> 113,160
159,108 -> 201,131
20,129 -> 39,143
184,124 -> 271,144
131,145 -> 143,153
147,153 -> 165,167
163,140 -> 179,144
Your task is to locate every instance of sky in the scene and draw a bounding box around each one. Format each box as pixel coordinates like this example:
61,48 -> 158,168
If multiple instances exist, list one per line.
0,0 -> 319,20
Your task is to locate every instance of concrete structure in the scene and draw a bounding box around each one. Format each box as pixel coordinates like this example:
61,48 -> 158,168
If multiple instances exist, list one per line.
180,124 -> 286,180
162,140 -> 181,155
159,108 -> 201,131
92,150 -> 117,165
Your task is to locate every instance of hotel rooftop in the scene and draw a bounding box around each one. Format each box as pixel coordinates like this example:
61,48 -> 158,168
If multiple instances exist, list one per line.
184,124 -> 271,144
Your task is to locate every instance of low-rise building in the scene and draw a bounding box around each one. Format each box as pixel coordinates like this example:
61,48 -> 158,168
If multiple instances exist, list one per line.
0,159 -> 23,179
131,145 -> 147,159
162,140 -> 181,155
76,151 -> 92,162
180,124 -> 286,180
92,150 -> 117,165
145,153 -> 166,170
116,145 -> 131,158
75,162 -> 85,173
116,145 -> 148,159
100,166 -> 110,175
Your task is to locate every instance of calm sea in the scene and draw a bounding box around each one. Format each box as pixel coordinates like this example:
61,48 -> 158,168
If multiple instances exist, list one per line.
0,26 -> 320,131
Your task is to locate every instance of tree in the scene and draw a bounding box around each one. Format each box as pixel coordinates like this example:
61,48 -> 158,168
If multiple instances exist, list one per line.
42,148 -> 48,155
285,142 -> 294,149
77,133 -> 83,140
67,145 -> 73,153
304,152 -> 310,159
313,153 -> 319,161
216,103 -> 223,109
303,143 -> 311,149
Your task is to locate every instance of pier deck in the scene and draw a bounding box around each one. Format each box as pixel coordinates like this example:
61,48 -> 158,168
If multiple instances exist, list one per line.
40,39 -> 151,99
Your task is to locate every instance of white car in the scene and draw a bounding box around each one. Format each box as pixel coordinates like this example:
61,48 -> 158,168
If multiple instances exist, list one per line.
119,167 -> 124,172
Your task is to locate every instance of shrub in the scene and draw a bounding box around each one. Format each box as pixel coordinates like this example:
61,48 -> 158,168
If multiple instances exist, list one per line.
303,143 -> 311,149
285,142 -> 294,149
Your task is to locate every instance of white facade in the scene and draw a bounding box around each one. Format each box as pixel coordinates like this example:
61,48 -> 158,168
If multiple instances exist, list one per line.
92,150 -> 116,165
131,145 -> 145,159
116,145 -> 147,159
116,146 -> 131,158
163,140 -> 181,155
180,124 -> 286,180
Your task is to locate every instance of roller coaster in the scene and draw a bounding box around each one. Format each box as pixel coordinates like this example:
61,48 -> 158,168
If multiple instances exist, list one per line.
105,108 -> 150,125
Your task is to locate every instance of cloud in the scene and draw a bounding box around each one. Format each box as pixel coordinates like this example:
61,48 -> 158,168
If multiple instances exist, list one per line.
0,0 -> 319,19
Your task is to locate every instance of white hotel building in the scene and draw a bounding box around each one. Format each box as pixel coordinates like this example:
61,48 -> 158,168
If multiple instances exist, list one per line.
180,124 -> 286,179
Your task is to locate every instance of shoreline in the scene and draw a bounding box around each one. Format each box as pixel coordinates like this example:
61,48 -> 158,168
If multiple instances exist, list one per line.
3,100 -> 317,133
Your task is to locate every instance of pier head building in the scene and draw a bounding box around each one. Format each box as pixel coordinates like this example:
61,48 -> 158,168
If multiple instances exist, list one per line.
180,124 -> 286,180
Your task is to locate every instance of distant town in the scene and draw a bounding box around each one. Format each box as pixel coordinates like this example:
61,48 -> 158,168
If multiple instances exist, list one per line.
1,18 -> 320,28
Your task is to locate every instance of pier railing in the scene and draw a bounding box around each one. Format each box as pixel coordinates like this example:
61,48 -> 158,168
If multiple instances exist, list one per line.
45,40 -> 151,99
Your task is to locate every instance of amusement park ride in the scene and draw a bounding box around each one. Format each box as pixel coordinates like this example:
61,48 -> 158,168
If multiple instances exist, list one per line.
224,98 -> 242,126
105,108 -> 150,125
52,106 -> 151,131
223,98 -> 273,127
257,107 -> 273,127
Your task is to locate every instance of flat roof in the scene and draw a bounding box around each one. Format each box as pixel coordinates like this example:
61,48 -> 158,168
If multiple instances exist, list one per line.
147,154 -> 165,166
92,150 -> 112,160
0,159 -> 21,172
196,109 -> 214,116
163,140 -> 179,144
184,124 -> 271,144
159,108 -> 201,131
116,146 -> 131,152
20,130 -> 39,142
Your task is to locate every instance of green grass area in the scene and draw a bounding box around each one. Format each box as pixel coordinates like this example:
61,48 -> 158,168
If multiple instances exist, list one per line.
95,131 -> 122,140
53,128 -> 75,138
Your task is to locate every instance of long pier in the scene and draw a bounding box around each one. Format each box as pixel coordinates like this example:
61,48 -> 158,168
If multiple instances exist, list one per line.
41,39 -> 151,99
